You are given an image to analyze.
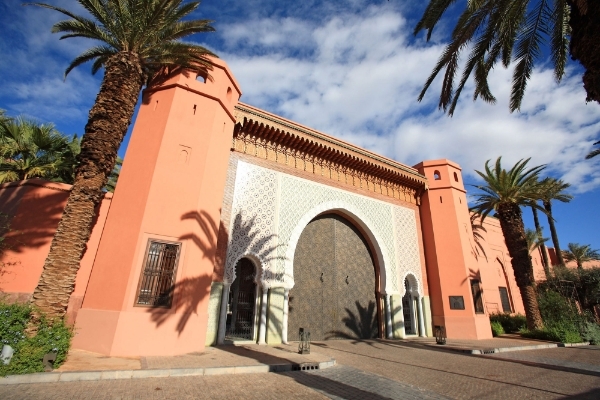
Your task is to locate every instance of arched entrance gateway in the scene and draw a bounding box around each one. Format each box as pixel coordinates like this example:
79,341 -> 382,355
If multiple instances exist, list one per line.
288,213 -> 380,341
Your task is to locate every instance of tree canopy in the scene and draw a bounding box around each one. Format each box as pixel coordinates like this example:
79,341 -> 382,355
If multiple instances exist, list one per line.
415,1 -> 600,115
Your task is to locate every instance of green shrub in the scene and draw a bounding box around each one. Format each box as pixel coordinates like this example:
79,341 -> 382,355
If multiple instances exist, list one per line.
489,313 -> 527,333
0,301 -> 72,376
490,320 -> 505,337
580,321 -> 600,345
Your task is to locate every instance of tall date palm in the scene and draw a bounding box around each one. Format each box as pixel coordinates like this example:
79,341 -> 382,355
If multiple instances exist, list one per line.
538,177 -> 573,267
30,0 -> 216,319
471,157 -> 545,330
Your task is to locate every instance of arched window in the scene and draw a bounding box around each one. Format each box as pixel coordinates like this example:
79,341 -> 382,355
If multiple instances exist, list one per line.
433,170 -> 441,180
454,172 -> 459,182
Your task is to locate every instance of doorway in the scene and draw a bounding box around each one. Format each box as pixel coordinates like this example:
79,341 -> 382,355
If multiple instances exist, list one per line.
225,258 -> 257,340
288,213 -> 379,341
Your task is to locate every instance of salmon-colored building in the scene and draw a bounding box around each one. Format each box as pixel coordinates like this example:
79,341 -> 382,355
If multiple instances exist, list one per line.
0,58 -> 545,357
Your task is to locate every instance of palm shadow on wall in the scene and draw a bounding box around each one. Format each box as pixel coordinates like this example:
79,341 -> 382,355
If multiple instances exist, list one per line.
325,300 -> 378,343
147,210 -> 286,336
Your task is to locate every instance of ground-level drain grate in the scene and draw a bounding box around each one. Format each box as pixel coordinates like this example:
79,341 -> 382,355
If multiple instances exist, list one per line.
292,362 -> 320,371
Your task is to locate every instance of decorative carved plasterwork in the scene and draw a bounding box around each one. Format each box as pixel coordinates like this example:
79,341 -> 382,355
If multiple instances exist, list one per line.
393,207 -> 424,297
232,104 -> 427,205
224,161 -> 425,296
224,161 -> 278,286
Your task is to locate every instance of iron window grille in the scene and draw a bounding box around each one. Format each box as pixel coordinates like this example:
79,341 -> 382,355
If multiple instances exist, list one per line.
470,279 -> 484,314
498,286 -> 512,313
135,240 -> 181,308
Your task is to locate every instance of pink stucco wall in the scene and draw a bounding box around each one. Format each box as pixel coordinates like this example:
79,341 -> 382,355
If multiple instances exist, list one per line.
0,179 -> 112,323
72,58 -> 242,357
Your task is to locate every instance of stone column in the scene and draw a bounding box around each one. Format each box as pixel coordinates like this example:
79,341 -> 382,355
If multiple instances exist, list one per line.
385,294 -> 393,339
258,287 -> 269,345
217,284 -> 230,344
282,289 -> 290,344
417,296 -> 426,337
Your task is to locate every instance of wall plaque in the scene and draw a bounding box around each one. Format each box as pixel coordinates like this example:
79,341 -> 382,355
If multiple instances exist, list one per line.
449,296 -> 465,310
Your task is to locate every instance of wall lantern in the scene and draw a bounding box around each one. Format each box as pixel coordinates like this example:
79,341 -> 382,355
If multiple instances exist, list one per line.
298,328 -> 311,354
434,325 -> 446,345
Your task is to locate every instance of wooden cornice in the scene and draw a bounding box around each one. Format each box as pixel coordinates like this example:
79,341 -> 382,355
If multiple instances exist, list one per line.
232,103 -> 428,205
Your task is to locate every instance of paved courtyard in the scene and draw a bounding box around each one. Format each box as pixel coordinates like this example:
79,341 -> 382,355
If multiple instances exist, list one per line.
1,341 -> 599,399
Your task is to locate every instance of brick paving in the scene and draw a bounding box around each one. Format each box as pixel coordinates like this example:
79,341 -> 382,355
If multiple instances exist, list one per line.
0,373 -> 327,399
487,345 -> 600,373
285,365 -> 449,400
2,340 -> 600,399
309,340 -> 600,399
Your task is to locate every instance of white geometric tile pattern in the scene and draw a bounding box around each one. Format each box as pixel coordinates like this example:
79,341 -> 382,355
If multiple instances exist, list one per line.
224,161 -> 278,286
224,161 -> 424,295
393,207 -> 424,297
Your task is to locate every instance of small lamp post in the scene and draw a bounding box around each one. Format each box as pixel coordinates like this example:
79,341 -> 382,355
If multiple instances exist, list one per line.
298,328 -> 311,354
434,325 -> 446,345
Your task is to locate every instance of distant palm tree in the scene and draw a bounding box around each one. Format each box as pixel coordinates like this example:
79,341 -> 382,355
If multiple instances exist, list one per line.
538,178 -> 573,266
0,117 -> 77,183
525,228 -> 549,253
30,0 -> 216,319
104,157 -> 122,193
471,157 -> 545,330
586,141 -> 600,160
528,201 -> 551,278
562,243 -> 600,270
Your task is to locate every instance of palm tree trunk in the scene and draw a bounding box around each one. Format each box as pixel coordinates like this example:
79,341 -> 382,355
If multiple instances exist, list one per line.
31,53 -> 144,320
497,203 -> 543,330
531,206 -> 550,279
544,200 -> 565,267
568,0 -> 600,105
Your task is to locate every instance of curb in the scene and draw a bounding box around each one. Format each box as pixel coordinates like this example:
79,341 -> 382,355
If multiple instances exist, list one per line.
463,341 -> 590,355
0,359 -> 336,385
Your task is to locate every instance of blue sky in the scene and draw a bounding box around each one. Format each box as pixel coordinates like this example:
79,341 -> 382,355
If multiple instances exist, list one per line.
1,0 -> 599,252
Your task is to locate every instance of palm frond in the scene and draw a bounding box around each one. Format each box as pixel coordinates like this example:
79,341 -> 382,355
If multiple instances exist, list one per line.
510,0 -> 550,112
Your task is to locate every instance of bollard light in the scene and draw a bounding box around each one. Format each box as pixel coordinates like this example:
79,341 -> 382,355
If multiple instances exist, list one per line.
1,345 -> 14,365
298,328 -> 311,354
43,352 -> 57,372
434,325 -> 446,345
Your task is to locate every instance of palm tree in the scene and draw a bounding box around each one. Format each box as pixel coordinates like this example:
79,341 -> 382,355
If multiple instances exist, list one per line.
586,141 -> 600,159
562,243 -> 600,269
471,157 -> 545,330
529,202 -> 551,278
524,229 -> 548,253
0,117 -> 76,183
415,1 -> 600,115
30,0 -> 216,320
538,178 -> 573,266
104,157 -> 122,193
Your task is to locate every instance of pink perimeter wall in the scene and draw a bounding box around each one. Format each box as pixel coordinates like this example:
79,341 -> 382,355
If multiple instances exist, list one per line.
0,179 -> 112,323
72,59 -> 242,357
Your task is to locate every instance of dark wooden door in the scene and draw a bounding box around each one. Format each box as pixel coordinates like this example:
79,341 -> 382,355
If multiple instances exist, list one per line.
288,214 -> 378,341
226,258 -> 256,340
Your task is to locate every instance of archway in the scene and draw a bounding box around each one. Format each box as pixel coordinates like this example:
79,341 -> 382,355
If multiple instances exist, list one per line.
225,258 -> 258,340
288,213 -> 379,341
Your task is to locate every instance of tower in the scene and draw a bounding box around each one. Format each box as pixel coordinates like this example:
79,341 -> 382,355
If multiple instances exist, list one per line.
414,159 -> 492,339
72,59 -> 241,356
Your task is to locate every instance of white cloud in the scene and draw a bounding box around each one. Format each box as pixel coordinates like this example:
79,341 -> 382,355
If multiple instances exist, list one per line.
218,6 -> 600,193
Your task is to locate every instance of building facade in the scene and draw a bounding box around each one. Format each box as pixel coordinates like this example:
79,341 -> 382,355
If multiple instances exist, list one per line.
0,58 -> 542,357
